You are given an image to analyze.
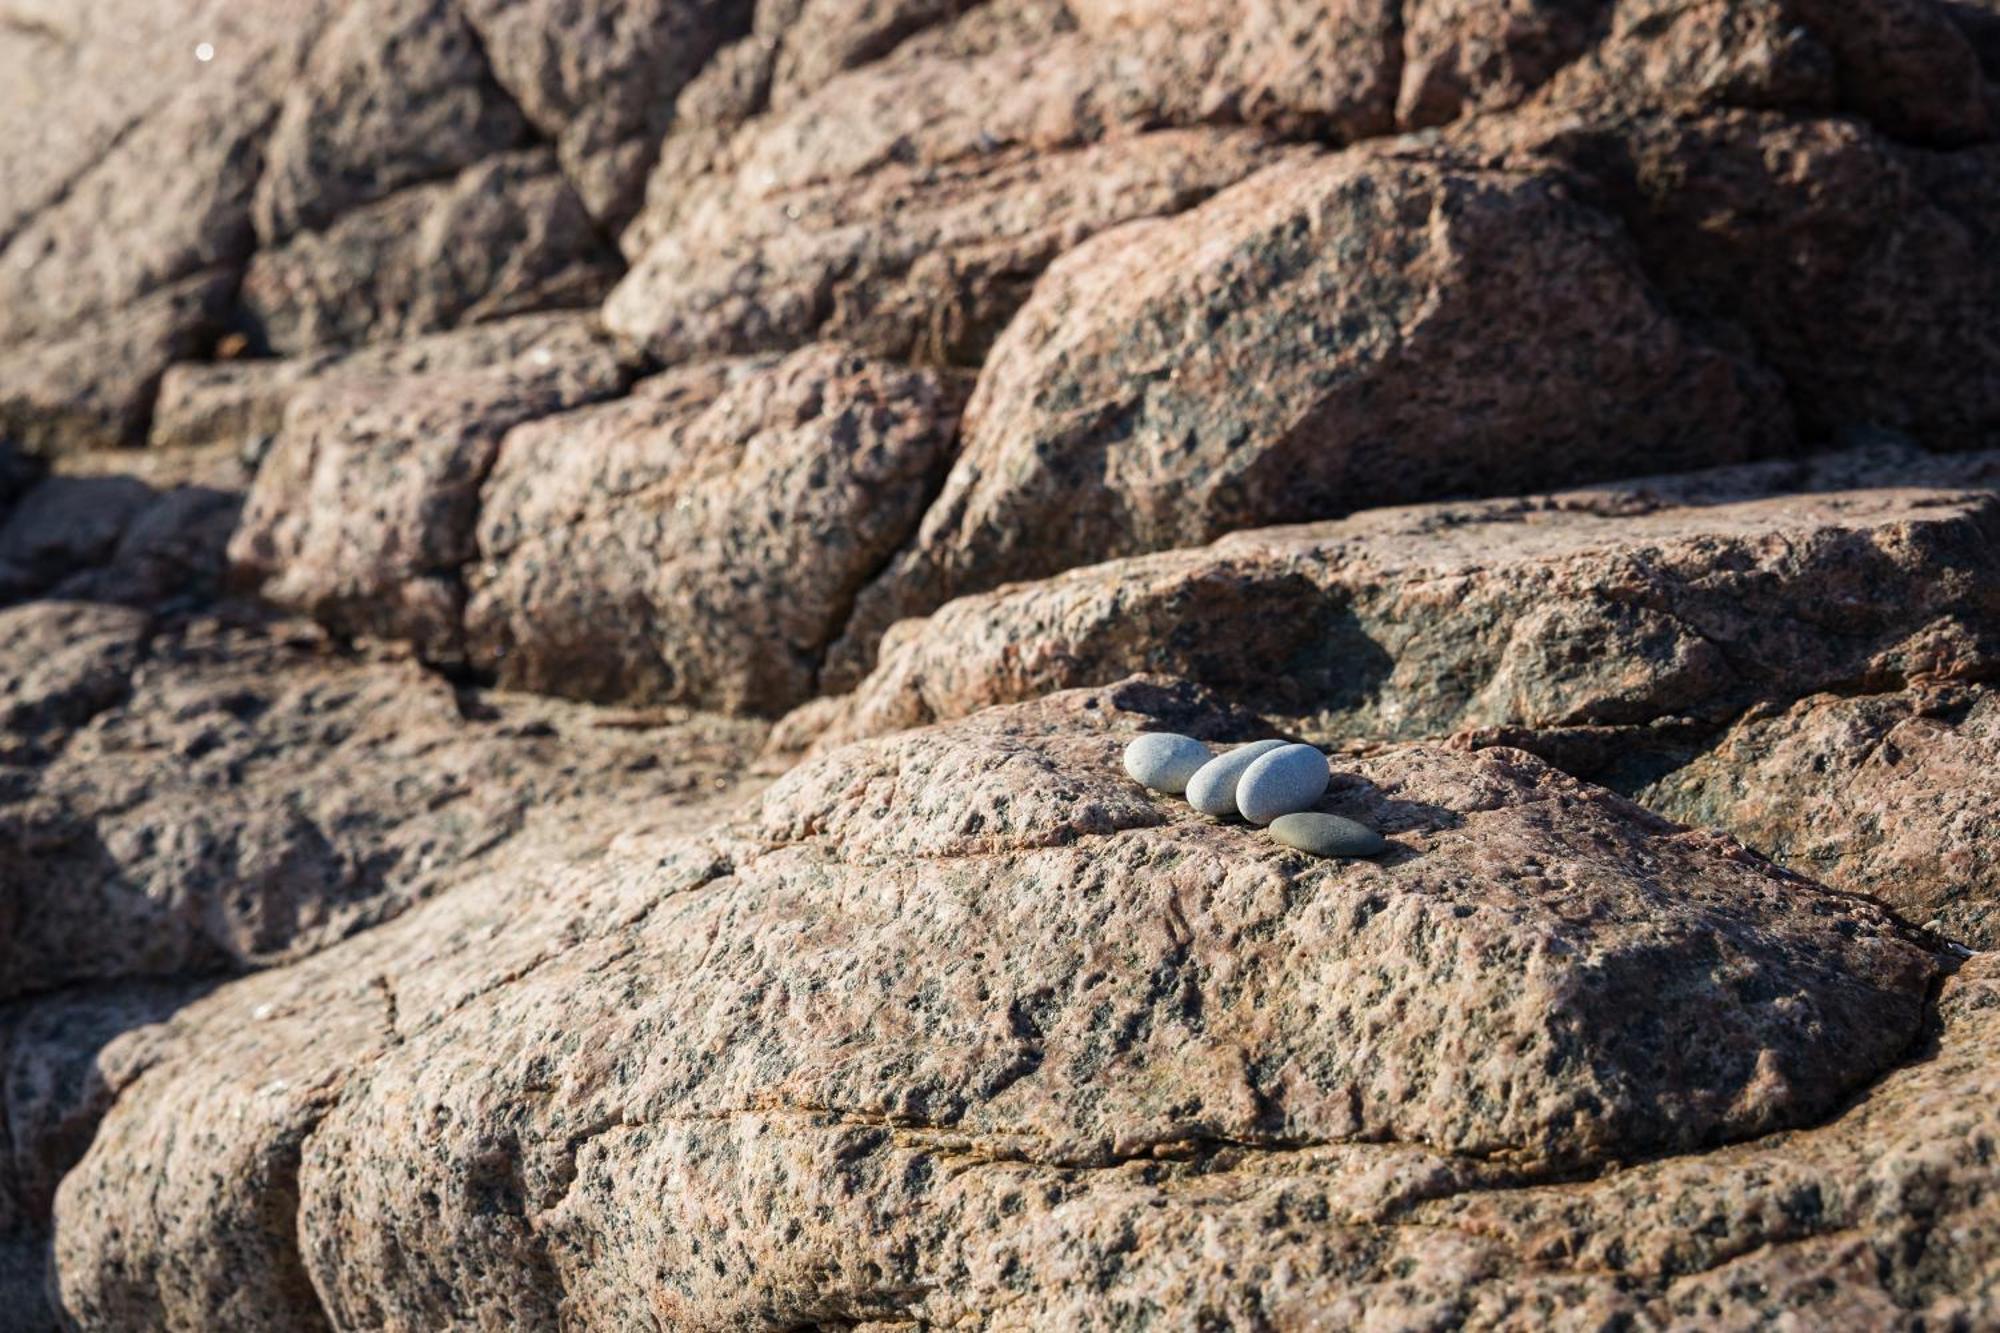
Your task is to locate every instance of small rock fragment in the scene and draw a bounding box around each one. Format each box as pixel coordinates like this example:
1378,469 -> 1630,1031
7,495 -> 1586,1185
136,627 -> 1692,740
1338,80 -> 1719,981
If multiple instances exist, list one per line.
1269,812 -> 1387,858
1121,732 -> 1215,794
1185,739 -> 1288,817
1236,743 -> 1331,824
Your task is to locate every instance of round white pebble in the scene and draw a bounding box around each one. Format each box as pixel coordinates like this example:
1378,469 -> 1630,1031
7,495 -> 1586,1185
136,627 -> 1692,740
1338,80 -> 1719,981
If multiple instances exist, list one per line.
1235,744 -> 1330,824
1269,812 -> 1386,858
1184,739 -> 1288,817
1121,732 -> 1214,794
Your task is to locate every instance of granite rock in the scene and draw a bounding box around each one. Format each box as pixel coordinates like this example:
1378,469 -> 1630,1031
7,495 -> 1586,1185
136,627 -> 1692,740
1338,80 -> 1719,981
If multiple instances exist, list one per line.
1641,683 -> 2000,951
830,144 -> 1794,667
249,0 -> 529,246
148,313 -> 618,454
467,344 -> 958,711
227,318 -> 629,660
458,0 -> 754,227
0,981 -> 207,1330
829,466 -> 2000,749
0,614 -> 767,1000
241,150 -> 620,356
47,683 -> 1946,1329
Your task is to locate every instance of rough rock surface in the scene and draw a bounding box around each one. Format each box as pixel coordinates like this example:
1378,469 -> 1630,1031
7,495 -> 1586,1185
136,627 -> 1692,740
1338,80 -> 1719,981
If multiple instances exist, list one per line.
829,463 -> 2000,747
0,442 -> 246,608
1642,684 -> 2000,951
835,145 -> 1793,649
148,312 -> 614,454
0,980 -> 208,1331
0,611 -> 767,999
228,318 -> 629,660
468,344 -> 959,711
7,0 -> 2000,1327
43,684 -> 1953,1329
241,150 -> 620,356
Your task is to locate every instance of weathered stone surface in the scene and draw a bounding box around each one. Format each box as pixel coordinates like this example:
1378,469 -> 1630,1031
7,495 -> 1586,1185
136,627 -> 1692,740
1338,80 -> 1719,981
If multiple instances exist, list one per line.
242,150 -> 620,356
149,312 -> 612,454
459,0 -> 754,227
0,270 -> 234,455
0,475 -> 158,604
607,0 -> 1423,363
47,683 -> 1945,1329
0,602 -> 147,763
11,2 -> 2000,1325
830,466 -> 2000,750
0,613 -> 767,1001
1642,683 -> 2000,951
1396,0 -> 1603,128
832,145 -> 1792,661
467,344 -> 958,711
0,6 -> 333,459
0,443 -> 245,608
1553,112 -> 2000,449
0,16 -> 308,348
250,0 -> 528,246
228,319 -> 628,660
606,126 -> 1290,366
0,981 -> 206,1332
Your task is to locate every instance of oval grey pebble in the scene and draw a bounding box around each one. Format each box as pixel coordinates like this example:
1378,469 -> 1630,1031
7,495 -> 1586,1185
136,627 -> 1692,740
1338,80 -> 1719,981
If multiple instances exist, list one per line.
1269,812 -> 1387,858
1122,732 -> 1214,794
1236,743 -> 1330,824
1185,739 -> 1289,816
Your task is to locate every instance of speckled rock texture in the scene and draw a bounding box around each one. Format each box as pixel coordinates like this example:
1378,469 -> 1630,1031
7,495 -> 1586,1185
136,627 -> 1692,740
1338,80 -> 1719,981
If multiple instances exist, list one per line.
9,0 -> 2000,1327
830,145 -> 1794,656
0,613 -> 767,1000
828,455 -> 2000,748
36,684 -> 1963,1330
1640,684 -> 2000,951
226,318 -> 630,660
466,344 -> 960,712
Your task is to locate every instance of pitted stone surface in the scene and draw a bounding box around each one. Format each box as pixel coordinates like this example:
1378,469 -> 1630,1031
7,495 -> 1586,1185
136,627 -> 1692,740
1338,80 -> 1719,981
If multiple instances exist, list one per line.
466,344 -> 959,712
0,614 -> 767,999
49,684 -> 1944,1330
829,473 -> 2000,749
227,319 -> 629,660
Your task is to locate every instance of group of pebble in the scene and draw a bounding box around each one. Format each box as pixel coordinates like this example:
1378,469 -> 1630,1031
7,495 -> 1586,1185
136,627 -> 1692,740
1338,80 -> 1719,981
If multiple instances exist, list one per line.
1121,734 -> 1387,858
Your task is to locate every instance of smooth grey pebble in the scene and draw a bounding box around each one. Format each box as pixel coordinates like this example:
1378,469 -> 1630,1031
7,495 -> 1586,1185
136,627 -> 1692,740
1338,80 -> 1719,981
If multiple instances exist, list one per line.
1236,743 -> 1330,824
1185,739 -> 1288,817
1269,812 -> 1387,858
1122,732 -> 1214,795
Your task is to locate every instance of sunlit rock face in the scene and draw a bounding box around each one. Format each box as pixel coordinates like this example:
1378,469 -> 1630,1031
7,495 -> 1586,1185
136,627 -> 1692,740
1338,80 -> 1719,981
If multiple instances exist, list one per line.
6,0 -> 2000,1328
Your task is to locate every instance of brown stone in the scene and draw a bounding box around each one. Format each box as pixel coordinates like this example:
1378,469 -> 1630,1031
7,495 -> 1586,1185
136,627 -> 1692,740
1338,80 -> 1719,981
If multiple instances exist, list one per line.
827,462 -> 2000,750
831,143 -> 1793,661
241,151 -> 619,356
0,613 -> 767,1001
605,127 -> 1291,366
47,683 -> 1945,1328
227,319 -> 628,660
458,0 -> 754,227
0,271 -> 235,455
149,313 -> 614,454
1641,684 -> 2000,951
250,0 -> 528,246
466,344 -> 959,712
0,602 -> 148,763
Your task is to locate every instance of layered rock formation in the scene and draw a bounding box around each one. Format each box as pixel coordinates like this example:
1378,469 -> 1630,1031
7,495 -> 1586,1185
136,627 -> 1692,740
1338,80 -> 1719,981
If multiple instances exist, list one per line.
6,0 -> 2000,1327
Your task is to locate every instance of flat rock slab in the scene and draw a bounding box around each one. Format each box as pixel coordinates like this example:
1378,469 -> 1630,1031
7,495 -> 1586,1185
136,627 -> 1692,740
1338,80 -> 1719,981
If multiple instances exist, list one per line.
827,464 -> 2000,749
50,682 -> 1942,1329
0,613 -> 767,999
